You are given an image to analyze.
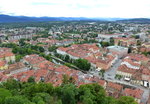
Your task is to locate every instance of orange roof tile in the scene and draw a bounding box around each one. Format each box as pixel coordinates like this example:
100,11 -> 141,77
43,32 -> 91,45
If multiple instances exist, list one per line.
107,82 -> 123,91
122,88 -> 144,99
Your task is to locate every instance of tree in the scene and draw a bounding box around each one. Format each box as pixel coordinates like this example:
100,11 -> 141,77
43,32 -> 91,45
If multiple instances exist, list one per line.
0,88 -> 12,104
117,96 -> 138,104
28,76 -> 35,83
39,53 -> 46,57
32,93 -> 52,104
74,58 -> 91,71
55,100 -> 62,104
22,82 -> 54,98
4,96 -> 32,104
100,41 -> 110,47
105,96 -> 117,104
61,84 -> 78,104
1,79 -> 21,91
62,74 -> 75,85
79,87 -> 95,104
0,79 -> 140,104
135,35 -> 140,39
48,45 -> 57,52
5,36 -> 8,40
12,47 -> 19,54
38,46 -> 45,53
64,55 -> 70,62
137,40 -> 141,46
45,55 -> 51,61
27,48 -> 33,54
37,100 -> 45,104
115,74 -> 122,80
15,55 -> 23,62
99,70 -> 105,78
128,47 -> 132,53
79,83 -> 106,104
110,37 -> 114,46
19,38 -> 26,46
118,41 -> 121,46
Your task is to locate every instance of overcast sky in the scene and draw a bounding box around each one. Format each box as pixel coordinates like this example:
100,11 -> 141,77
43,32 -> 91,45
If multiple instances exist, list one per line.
0,0 -> 150,18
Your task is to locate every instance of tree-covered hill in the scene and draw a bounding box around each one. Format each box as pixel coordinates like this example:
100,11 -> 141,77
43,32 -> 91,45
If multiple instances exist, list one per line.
0,79 -> 138,104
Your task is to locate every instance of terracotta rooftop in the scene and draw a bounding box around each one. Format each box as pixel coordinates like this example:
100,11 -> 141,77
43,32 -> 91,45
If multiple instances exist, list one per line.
107,82 -> 123,91
98,80 -> 106,87
0,60 -> 6,67
122,88 -> 144,99
118,64 -> 137,74
4,62 -> 25,74
23,54 -> 46,65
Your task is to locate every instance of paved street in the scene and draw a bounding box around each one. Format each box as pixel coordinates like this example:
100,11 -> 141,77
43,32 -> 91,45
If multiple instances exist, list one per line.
141,89 -> 149,104
88,70 -> 101,78
104,59 -> 122,80
88,59 -> 122,78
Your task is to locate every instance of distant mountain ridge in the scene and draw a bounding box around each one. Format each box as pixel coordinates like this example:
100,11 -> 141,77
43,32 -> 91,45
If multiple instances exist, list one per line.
0,14 -> 126,23
117,18 -> 150,23
0,14 -> 91,22
0,14 -> 150,23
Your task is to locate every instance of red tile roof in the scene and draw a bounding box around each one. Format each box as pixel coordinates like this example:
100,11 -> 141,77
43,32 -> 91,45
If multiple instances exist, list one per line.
0,60 -> 6,67
98,80 -> 106,87
118,64 -> 137,74
23,54 -> 46,65
122,88 -> 144,99
107,82 -> 123,91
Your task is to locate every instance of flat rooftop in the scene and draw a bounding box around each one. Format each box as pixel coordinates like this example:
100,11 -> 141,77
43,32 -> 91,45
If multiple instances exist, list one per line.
107,46 -> 128,51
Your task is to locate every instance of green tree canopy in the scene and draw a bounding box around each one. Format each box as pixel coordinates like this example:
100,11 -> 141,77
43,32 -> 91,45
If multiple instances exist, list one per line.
117,96 -> 138,104
79,83 -> 106,104
74,58 -> 91,71
0,88 -> 12,104
0,79 -> 138,104
28,76 -> 35,83
4,96 -> 32,104
48,45 -> 58,52
60,84 -> 78,104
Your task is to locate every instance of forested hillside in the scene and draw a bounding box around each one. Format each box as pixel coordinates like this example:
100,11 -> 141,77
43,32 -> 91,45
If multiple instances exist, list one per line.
0,79 -> 137,104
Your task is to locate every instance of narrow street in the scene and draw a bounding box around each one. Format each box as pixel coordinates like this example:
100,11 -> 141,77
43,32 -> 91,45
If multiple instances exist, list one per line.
104,59 -> 122,80
141,89 -> 149,104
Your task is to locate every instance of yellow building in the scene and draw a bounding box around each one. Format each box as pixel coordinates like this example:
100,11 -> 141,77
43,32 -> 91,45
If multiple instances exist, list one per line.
0,61 -> 8,70
0,52 -> 15,62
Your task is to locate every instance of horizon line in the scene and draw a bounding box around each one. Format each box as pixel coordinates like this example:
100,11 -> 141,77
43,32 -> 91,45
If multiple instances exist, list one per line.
0,14 -> 150,19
